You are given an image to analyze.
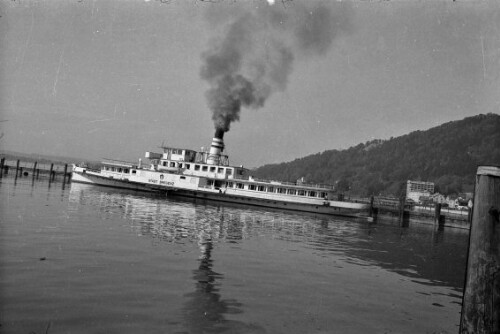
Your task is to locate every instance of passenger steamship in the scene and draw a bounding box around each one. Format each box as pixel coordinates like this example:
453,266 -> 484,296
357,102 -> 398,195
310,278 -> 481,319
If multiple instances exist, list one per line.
72,130 -> 370,217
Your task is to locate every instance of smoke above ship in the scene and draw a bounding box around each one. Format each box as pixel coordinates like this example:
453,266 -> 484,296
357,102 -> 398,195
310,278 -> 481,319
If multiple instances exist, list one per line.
200,1 -> 352,135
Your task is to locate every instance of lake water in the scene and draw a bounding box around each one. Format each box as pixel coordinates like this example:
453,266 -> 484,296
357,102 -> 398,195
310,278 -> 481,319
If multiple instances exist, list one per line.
0,176 -> 468,334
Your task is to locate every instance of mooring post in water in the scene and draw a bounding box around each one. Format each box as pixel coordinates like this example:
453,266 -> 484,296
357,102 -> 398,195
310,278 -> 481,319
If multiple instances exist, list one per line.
398,195 -> 406,226
369,196 -> 374,216
63,164 -> 68,183
434,203 -> 442,225
15,159 -> 20,178
49,163 -> 54,181
0,157 -> 4,178
460,165 -> 500,334
32,161 -> 38,180
366,196 -> 377,223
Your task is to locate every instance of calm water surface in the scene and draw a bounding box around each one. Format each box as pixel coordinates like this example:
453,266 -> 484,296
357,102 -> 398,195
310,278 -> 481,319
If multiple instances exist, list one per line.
0,176 -> 468,333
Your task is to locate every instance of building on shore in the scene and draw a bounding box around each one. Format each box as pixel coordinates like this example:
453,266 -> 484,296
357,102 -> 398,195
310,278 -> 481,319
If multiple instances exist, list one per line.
406,180 -> 435,203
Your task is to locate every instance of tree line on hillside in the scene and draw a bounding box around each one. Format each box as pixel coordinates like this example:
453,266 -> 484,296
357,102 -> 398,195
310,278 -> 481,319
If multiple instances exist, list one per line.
251,113 -> 500,197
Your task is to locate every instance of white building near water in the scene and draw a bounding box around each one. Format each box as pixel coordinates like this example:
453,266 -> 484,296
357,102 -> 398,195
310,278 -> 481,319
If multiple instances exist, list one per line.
406,180 -> 435,203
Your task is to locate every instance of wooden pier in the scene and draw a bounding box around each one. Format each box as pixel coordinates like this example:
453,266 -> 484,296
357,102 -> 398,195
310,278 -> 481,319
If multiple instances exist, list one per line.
367,195 -> 470,229
0,158 -> 71,183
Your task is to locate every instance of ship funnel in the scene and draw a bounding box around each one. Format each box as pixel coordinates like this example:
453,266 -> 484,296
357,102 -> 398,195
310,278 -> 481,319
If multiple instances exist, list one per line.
206,129 -> 225,165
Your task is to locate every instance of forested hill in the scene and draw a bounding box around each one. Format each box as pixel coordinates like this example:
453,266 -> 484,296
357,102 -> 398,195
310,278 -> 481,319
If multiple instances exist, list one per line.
251,113 -> 500,197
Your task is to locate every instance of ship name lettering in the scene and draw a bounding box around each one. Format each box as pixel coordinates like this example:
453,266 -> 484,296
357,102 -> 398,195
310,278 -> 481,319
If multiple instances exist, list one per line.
160,181 -> 174,186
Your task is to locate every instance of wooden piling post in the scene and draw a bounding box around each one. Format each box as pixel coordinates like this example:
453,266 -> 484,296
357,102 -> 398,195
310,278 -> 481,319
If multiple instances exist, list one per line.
63,164 -> 68,183
0,157 -> 4,178
399,195 -> 406,226
434,203 -> 442,225
369,196 -> 374,217
460,166 -> 500,333
15,159 -> 20,178
32,161 -> 38,179
49,163 -> 54,181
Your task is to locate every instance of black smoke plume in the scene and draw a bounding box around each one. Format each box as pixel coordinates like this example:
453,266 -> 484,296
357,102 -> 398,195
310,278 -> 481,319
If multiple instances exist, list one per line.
200,1 -> 352,133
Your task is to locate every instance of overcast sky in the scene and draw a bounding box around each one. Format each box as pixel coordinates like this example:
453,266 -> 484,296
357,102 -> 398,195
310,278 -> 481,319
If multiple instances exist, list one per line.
1,0 -> 499,167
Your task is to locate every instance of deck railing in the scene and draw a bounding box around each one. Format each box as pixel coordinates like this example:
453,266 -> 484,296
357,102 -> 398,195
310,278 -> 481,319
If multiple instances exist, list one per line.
101,158 -> 137,168
245,176 -> 336,190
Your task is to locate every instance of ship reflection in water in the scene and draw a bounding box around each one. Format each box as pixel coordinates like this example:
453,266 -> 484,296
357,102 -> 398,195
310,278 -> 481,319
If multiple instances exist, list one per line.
185,239 -> 229,331
183,237 -> 258,333
66,182 -> 468,333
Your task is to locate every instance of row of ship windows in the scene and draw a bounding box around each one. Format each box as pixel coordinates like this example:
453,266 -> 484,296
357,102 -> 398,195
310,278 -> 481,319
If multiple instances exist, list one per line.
103,164 -> 241,176
208,180 -> 329,198
160,161 -> 238,176
104,167 -> 134,174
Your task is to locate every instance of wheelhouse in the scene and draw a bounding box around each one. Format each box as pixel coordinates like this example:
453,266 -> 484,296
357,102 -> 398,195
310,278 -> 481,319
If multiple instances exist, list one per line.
145,146 -> 247,180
